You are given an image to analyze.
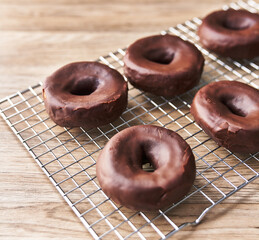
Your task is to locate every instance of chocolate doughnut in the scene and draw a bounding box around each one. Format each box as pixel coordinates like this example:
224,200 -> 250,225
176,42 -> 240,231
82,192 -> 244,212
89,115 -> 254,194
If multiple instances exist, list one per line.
123,34 -> 204,97
96,125 -> 196,211
191,81 -> 259,153
198,9 -> 259,59
43,62 -> 128,128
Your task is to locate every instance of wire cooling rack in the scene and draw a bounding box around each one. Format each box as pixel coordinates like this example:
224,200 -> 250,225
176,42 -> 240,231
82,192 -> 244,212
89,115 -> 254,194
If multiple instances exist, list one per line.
0,0 -> 258,239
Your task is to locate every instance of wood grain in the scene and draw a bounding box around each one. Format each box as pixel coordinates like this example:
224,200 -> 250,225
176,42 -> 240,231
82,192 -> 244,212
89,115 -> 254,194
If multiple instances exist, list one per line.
0,0 -> 258,239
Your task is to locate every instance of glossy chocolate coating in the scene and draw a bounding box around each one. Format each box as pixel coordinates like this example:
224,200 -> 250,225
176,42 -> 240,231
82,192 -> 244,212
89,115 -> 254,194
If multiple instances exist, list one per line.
43,62 -> 128,128
123,34 -> 204,97
191,81 -> 259,153
96,125 -> 196,211
198,9 -> 259,59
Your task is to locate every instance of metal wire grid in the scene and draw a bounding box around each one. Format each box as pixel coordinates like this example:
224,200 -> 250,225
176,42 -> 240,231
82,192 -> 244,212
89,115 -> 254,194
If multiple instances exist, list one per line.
0,0 -> 258,239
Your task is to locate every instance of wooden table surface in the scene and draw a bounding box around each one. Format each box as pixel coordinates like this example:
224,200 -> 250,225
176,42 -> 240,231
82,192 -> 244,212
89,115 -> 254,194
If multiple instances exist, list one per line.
0,0 -> 258,239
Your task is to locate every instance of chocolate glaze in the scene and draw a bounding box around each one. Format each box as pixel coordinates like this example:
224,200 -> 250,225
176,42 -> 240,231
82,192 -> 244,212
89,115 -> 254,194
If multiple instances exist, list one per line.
198,9 -> 259,59
191,81 -> 259,153
123,34 -> 204,97
96,125 -> 196,211
43,62 -> 128,128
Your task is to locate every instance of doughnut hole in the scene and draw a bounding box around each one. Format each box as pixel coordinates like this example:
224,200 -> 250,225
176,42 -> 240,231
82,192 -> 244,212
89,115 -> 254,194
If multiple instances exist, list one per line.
140,141 -> 171,172
144,48 -> 175,65
222,17 -> 253,30
69,77 -> 99,96
141,144 -> 155,172
220,95 -> 247,117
